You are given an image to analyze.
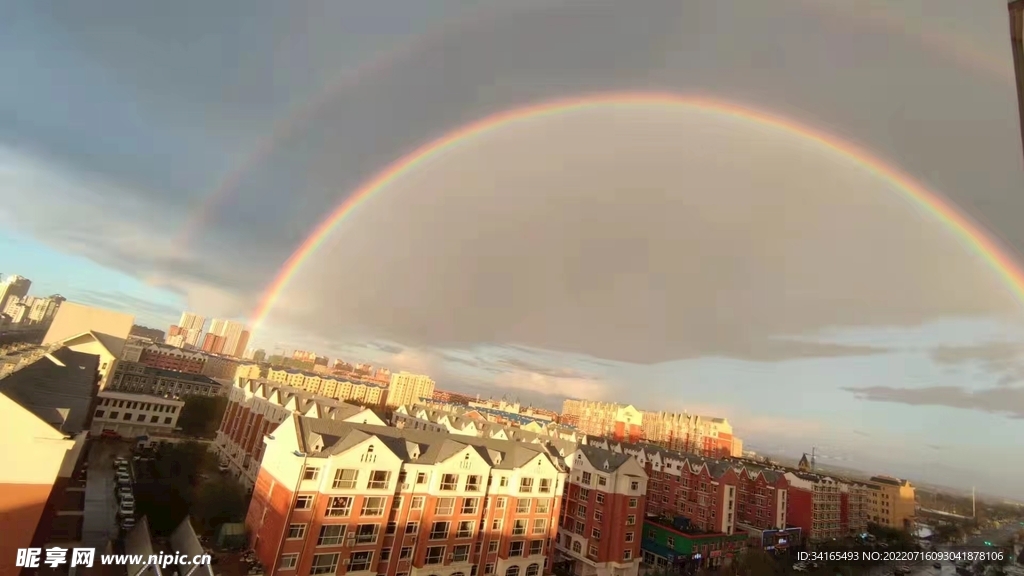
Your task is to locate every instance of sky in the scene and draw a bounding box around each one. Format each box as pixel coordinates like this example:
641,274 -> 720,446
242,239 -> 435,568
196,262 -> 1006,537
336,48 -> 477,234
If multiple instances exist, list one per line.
2,0 -> 1024,498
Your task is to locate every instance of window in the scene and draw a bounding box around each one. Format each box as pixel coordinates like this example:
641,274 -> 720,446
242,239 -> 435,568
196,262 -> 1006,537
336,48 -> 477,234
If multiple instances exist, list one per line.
416,472 -> 428,484
425,546 -> 445,565
572,541 -> 582,553
486,564 -> 495,575
452,544 -> 471,562
392,496 -> 403,510
499,476 -> 508,487
597,476 -> 607,487
123,412 -> 132,421
630,481 -> 640,491
317,525 -> 346,546
361,496 -> 386,516
532,519 -> 547,535
529,540 -> 544,555
595,493 -> 605,505
466,475 -> 482,491
109,411 -> 119,419
411,496 -> 424,509
513,519 -> 527,536
588,545 -> 598,558
150,415 -> 158,423
666,537 -> 675,547
400,547 -> 413,560
456,521 -> 474,538
326,496 -> 353,517
539,478 -> 552,493
380,548 -> 391,562
626,515 -> 636,525
287,524 -> 306,539
594,511 -> 603,523
296,495 -> 314,510
349,551 -> 373,572
95,410 -> 105,418
576,504 -> 587,519
488,541 -> 499,553
505,567 -> 519,576
164,417 -> 172,424
310,553 -> 338,575
462,497 -> 480,515
303,467 -> 320,481
629,498 -> 638,508
624,550 -> 633,561
405,522 -> 419,535
435,497 -> 455,515
386,522 -> 397,535
535,500 -> 550,514
526,565 -> 540,576
591,528 -> 601,540
491,519 -> 503,531
519,478 -> 534,493
368,470 -> 391,490
440,474 -> 459,491
279,554 -> 298,570
581,472 -> 592,485
430,521 -> 450,540
625,532 -> 635,542
354,524 -> 380,545
496,497 -> 507,509
509,541 -> 525,557
333,469 -> 359,489
516,499 -> 531,514
574,521 -> 585,535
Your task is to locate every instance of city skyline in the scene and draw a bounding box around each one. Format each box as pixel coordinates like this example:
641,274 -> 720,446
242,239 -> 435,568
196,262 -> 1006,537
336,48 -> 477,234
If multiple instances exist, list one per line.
2,0 -> 1024,501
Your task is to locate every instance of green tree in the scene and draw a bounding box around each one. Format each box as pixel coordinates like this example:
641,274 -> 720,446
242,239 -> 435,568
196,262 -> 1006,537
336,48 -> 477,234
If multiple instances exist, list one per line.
176,395 -> 228,437
731,549 -> 784,576
192,475 -> 249,533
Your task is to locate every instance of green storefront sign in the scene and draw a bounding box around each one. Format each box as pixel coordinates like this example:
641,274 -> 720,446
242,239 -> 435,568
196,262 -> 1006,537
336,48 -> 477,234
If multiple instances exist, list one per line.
642,520 -> 749,561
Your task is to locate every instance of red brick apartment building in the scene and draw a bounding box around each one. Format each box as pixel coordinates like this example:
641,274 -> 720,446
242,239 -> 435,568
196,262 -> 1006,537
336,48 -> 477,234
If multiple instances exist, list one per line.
556,446 -> 647,576
246,415 -> 567,576
138,343 -> 206,373
214,378 -> 386,490
783,472 -> 843,542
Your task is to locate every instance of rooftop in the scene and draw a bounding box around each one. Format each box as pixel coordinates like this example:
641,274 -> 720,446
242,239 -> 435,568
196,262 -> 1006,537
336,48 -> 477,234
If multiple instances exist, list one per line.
0,346 -> 99,433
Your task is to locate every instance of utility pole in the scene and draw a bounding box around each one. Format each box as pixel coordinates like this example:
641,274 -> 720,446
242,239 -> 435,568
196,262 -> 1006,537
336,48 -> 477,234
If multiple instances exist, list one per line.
811,447 -> 816,472
973,487 -> 976,519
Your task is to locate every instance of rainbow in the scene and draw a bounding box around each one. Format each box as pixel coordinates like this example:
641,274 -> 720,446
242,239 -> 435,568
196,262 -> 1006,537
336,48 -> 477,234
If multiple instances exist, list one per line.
248,91 -> 1024,334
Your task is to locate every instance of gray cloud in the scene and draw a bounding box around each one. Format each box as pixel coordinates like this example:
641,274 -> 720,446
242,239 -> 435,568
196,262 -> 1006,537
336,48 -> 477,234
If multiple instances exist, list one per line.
495,357 -> 596,380
930,341 -> 1024,385
843,385 -> 1024,419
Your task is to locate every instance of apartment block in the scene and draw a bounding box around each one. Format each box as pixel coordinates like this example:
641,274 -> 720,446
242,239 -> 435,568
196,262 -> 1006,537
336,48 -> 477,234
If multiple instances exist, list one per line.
556,446 -> 646,576
841,482 -> 872,536
267,367 -> 388,407
138,343 -> 207,373
386,372 -> 436,408
864,476 -> 915,531
560,401 -> 642,443
639,413 -> 741,458
214,378 -> 387,490
90,390 -> 185,437
784,472 -> 843,542
110,360 -> 227,397
246,415 -> 567,576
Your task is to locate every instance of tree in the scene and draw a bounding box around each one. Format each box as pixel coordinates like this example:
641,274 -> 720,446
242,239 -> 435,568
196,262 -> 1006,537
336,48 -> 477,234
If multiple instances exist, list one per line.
731,549 -> 783,576
192,475 -> 249,533
176,396 -> 228,437
138,441 -> 221,536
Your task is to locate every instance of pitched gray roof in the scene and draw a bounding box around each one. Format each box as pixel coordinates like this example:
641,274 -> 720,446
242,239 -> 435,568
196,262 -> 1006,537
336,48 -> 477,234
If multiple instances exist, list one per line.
0,346 -> 99,433
296,416 -> 565,471
577,444 -> 635,472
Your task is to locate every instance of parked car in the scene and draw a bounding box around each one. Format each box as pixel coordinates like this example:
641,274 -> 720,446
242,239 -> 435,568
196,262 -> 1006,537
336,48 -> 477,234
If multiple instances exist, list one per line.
118,501 -> 135,516
116,473 -> 131,485
120,494 -> 135,506
218,462 -> 230,472
100,430 -> 120,440
120,517 -> 136,530
117,485 -> 132,497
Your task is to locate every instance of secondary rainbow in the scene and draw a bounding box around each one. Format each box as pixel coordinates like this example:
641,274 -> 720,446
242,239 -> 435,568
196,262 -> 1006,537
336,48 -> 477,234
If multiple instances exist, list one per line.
248,91 -> 1024,333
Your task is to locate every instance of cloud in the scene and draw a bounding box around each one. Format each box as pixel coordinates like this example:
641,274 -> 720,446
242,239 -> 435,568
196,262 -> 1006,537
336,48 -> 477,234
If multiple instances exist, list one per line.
496,356 -> 596,380
491,371 -> 610,402
930,341 -> 1024,385
843,384 -> 1024,419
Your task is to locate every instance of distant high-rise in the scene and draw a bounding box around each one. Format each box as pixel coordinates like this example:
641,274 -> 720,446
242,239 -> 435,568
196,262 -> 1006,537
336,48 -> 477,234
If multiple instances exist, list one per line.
385,371 -> 436,407
1011,1 -> 1024,160
201,332 -> 226,354
175,312 -> 206,347
0,275 -> 31,315
207,318 -> 247,358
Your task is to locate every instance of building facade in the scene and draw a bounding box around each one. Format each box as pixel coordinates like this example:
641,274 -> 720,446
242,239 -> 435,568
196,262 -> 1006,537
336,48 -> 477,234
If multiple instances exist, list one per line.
110,360 -> 226,397
561,401 -> 642,443
246,415 -> 567,576
0,274 -> 31,314
639,520 -> 748,572
386,372 -> 437,408
865,476 -> 915,531
783,472 -> 843,542
556,446 -> 647,576
214,378 -> 387,489
138,343 -> 207,374
266,367 -> 388,407
90,390 -> 185,437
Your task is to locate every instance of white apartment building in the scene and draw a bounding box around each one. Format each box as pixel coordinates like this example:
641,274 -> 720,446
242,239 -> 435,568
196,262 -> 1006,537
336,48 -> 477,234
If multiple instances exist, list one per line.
246,415 -> 567,576
214,377 -> 387,489
386,372 -> 436,407
90,390 -> 185,437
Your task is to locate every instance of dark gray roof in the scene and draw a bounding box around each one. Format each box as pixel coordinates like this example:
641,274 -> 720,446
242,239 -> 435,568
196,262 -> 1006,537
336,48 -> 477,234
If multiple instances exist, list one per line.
295,416 -> 565,471
577,444 -> 636,472
0,346 -> 99,433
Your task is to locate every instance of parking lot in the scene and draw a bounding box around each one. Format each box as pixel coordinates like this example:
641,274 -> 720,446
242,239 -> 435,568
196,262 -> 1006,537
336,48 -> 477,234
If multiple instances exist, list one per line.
80,439 -> 142,549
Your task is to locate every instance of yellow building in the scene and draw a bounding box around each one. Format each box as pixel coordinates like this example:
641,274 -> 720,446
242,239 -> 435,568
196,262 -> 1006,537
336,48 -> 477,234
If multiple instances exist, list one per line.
265,367 -> 387,406
234,363 -> 263,380
385,371 -> 436,407
865,476 -> 916,530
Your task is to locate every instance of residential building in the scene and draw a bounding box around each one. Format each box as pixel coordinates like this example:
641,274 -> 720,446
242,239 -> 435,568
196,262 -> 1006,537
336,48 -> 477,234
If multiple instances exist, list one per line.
90,390 -> 185,437
393,404 -> 584,452
864,476 -> 915,531
640,412 -> 741,458
202,353 -> 242,380
266,367 -> 388,406
208,318 -> 248,358
432,389 -> 478,405
556,445 -> 647,576
0,391 -> 87,576
386,371 -> 436,407
3,296 -> 31,324
0,346 -> 103,434
236,363 -> 264,380
783,472 -> 843,542
246,415 -> 567,576
0,274 -> 31,313
41,302 -> 133,388
110,360 -> 227,397
214,378 -> 387,489
842,482 -> 872,535
177,312 -> 207,347
138,343 -> 207,373
235,330 -> 251,359
202,332 -> 226,354
561,400 -> 642,443
293,350 -> 317,363
639,518 -> 748,572
1011,0 -> 1024,161
27,294 -> 65,325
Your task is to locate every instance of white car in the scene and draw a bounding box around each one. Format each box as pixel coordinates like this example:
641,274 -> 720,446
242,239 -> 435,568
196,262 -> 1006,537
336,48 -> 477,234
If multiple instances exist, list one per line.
118,502 -> 135,516
120,494 -> 135,506
116,473 -> 131,485
121,518 -> 136,530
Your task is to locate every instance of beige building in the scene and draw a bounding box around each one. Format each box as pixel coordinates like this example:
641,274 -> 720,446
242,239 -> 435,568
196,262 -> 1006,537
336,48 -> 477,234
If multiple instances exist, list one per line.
42,302 -> 133,388
90,390 -> 185,437
235,363 -> 264,380
385,371 -> 436,407
266,367 -> 388,406
865,476 -> 915,530
0,274 -> 31,314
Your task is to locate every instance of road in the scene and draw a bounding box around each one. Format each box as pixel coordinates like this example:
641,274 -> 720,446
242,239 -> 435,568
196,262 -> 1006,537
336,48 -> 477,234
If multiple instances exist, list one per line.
80,440 -> 130,550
